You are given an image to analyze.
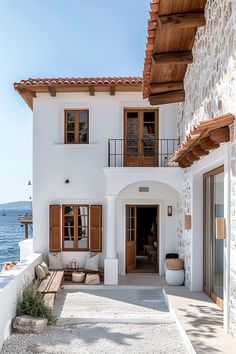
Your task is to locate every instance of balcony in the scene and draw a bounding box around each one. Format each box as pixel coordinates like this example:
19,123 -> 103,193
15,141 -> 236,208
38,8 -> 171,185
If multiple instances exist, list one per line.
108,138 -> 179,167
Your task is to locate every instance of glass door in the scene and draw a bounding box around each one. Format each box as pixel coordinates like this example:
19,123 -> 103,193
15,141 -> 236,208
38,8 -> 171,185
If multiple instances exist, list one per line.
124,109 -> 158,167
203,166 -> 224,309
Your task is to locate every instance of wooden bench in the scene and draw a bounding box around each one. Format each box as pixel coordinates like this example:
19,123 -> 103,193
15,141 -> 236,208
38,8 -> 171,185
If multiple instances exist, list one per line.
64,268 -> 104,283
36,270 -> 64,309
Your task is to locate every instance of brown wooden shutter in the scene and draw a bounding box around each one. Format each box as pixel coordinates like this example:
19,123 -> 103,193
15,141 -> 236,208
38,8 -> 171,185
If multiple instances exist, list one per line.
89,205 -> 102,252
49,205 -> 61,252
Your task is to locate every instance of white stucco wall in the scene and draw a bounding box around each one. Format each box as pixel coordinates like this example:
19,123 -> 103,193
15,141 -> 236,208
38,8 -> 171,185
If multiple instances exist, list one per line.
0,253 -> 42,350
32,91 -> 179,262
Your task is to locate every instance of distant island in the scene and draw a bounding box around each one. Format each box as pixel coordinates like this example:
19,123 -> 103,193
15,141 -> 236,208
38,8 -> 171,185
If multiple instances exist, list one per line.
0,201 -> 32,211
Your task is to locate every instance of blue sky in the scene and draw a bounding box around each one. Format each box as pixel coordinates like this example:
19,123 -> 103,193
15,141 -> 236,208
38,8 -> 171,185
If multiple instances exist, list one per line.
0,0 -> 149,203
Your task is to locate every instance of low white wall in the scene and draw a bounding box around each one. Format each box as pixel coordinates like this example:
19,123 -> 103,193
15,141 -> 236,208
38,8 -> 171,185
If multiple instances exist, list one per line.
19,239 -> 33,261
0,253 -> 42,350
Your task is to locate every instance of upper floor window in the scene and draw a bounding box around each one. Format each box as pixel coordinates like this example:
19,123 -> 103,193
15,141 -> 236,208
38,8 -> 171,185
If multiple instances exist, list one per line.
64,110 -> 89,144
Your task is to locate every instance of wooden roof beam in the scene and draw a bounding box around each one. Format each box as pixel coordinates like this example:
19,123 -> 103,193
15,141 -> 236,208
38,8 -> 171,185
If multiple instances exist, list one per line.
200,137 -> 219,150
89,86 -> 95,96
110,85 -> 116,96
159,12 -> 206,30
192,145 -> 209,157
152,51 -> 193,66
209,126 -> 230,144
48,86 -> 56,97
18,88 -> 36,97
149,90 -> 185,105
150,81 -> 184,94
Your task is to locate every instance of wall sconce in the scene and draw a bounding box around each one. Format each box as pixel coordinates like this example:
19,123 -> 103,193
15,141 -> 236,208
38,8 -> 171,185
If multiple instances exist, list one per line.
184,214 -> 192,229
216,218 -> 226,239
167,206 -> 172,216
65,179 -> 70,184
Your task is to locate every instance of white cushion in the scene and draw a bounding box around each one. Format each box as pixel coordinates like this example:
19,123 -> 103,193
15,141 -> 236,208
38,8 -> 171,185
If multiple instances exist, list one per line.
72,272 -> 85,283
35,265 -> 46,280
85,273 -> 100,285
85,254 -> 99,271
48,253 -> 63,270
41,261 -> 49,275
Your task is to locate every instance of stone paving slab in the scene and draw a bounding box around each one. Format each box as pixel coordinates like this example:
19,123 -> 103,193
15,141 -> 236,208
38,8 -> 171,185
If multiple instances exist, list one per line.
54,287 -> 172,324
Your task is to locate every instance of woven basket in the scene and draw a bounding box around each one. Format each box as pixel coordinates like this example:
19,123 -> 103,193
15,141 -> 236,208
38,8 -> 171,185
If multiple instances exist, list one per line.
166,258 -> 184,270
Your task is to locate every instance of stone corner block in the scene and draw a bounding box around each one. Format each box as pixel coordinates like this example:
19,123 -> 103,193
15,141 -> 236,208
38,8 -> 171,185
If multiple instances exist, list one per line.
13,315 -> 48,334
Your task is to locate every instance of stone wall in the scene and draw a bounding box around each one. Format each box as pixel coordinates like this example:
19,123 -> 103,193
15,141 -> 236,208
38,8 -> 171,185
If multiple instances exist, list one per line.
177,0 -> 236,336
176,169 -> 192,288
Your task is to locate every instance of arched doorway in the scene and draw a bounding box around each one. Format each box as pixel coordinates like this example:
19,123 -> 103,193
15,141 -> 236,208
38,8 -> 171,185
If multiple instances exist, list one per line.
116,180 -> 180,276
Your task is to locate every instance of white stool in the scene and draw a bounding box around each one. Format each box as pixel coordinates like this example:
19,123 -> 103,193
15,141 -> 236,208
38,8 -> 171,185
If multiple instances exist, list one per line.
165,269 -> 184,286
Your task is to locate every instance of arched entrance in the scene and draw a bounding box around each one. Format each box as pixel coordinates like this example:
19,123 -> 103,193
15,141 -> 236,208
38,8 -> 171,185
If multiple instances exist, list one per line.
116,180 -> 180,276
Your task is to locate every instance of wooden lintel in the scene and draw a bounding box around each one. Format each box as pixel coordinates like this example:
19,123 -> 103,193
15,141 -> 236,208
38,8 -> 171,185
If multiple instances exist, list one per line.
149,90 -> 185,105
150,81 -> 184,94
19,88 -> 36,97
159,12 -> 206,30
110,85 -> 116,96
152,51 -> 193,66
200,137 -> 219,150
48,86 -> 56,97
89,86 -> 95,96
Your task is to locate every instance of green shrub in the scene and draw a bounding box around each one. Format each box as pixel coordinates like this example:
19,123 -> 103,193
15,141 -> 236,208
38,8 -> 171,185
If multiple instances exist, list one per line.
18,289 -> 56,325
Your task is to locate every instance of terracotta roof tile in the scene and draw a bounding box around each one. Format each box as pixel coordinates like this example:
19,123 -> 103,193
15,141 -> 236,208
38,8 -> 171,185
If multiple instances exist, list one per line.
14,76 -> 143,88
14,76 -> 143,109
143,0 -> 159,99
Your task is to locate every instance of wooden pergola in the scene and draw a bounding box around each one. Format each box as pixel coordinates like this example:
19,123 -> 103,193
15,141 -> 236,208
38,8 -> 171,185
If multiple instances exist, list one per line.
143,0 -> 206,105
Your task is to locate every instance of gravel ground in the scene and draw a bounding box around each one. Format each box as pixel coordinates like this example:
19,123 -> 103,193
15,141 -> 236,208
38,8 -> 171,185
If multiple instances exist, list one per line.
1,287 -> 189,354
1,322 -> 188,354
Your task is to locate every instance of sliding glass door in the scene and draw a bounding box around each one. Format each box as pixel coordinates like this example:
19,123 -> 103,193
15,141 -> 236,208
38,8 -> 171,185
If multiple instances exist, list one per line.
203,166 -> 224,309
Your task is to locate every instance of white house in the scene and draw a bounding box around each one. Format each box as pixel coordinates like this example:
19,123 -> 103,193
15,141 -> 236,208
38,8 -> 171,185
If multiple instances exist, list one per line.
14,77 -> 181,285
13,0 -> 236,341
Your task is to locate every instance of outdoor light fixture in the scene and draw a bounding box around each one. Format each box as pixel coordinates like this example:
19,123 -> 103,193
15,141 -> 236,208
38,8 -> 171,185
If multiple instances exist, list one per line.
216,218 -> 226,239
28,180 -> 31,186
167,206 -> 172,216
184,214 -> 192,230
65,179 -> 70,184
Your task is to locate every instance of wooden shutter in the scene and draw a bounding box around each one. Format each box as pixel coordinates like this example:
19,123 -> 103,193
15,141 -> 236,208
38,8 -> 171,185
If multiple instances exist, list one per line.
89,205 -> 102,252
49,205 -> 61,252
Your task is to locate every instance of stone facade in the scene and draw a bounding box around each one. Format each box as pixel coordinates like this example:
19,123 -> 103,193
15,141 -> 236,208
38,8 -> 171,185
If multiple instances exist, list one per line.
177,0 -> 236,337
176,169 -> 192,288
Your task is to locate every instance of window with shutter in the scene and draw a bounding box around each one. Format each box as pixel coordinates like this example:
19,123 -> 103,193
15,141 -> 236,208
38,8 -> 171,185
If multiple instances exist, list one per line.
90,205 -> 102,252
49,205 -> 61,252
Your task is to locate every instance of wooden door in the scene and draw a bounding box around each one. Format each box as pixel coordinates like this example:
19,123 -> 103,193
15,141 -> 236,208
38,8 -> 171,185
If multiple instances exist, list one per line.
126,205 -> 136,272
124,109 -> 158,167
141,110 -> 158,167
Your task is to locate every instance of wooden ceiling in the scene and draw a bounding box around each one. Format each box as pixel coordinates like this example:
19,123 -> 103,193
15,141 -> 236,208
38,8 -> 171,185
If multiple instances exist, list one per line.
170,113 -> 235,168
143,0 -> 206,105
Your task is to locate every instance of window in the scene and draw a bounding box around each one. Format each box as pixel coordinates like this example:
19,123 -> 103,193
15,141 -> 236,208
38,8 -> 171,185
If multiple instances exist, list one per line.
49,204 -> 102,252
63,205 -> 89,251
65,110 -> 89,144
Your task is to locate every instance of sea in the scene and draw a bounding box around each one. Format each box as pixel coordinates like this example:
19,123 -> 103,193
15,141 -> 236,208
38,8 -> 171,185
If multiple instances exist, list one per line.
0,209 -> 32,264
